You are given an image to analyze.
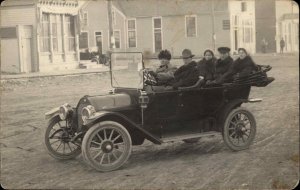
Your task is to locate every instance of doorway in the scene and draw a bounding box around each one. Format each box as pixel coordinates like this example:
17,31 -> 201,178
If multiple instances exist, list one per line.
20,25 -> 34,72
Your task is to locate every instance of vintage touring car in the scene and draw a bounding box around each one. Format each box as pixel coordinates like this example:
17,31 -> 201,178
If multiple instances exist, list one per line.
45,52 -> 274,172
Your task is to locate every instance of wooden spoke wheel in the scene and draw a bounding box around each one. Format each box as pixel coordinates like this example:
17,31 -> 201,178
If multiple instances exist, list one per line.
82,121 -> 132,172
223,107 -> 256,151
44,116 -> 81,160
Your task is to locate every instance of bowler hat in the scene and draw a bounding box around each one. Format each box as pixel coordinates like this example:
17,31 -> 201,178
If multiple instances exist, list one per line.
218,47 -> 231,53
181,49 -> 195,59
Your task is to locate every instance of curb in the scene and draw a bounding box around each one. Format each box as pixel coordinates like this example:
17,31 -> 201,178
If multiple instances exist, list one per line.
1,70 -> 110,81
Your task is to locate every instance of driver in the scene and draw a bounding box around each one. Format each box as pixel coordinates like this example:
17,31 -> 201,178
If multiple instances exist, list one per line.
148,49 -> 177,86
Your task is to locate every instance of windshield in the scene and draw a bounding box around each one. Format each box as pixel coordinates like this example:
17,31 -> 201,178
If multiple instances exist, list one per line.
110,52 -> 144,89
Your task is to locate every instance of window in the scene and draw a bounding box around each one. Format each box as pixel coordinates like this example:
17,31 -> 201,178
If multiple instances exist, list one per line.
65,15 -> 75,51
51,14 -> 63,52
40,13 -> 50,52
82,12 -> 88,27
95,32 -> 103,54
234,15 -> 239,26
127,19 -> 136,48
79,32 -> 88,49
153,17 -> 162,53
241,2 -> 247,12
288,23 -> 292,43
112,9 -> 116,26
223,20 -> 230,30
185,15 -> 197,37
113,30 -> 121,49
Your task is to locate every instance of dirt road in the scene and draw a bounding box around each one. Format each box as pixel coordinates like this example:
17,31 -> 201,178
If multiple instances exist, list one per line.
0,55 -> 299,189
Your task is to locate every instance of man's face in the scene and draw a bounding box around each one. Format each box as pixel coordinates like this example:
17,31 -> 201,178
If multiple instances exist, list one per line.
183,57 -> 192,65
219,52 -> 229,60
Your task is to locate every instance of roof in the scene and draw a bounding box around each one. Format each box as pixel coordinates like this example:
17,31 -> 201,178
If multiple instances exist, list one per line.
113,0 -> 228,18
1,0 -> 35,6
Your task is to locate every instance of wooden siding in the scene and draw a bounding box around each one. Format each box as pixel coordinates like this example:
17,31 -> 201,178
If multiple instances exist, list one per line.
0,6 -> 36,27
81,1 -> 126,53
1,39 -> 20,73
0,6 -> 39,73
130,13 -> 231,57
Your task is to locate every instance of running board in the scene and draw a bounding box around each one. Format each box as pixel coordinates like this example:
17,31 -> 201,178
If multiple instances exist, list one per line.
161,131 -> 220,143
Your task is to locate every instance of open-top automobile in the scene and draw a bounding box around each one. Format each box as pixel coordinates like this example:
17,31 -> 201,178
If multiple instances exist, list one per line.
45,52 -> 274,172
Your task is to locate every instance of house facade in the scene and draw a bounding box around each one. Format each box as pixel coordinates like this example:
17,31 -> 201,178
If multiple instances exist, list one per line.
1,0 -> 260,73
78,0 -> 126,58
255,0 -> 299,53
112,0 -> 256,57
0,0 -> 81,73
229,0 -> 256,53
275,0 -> 299,53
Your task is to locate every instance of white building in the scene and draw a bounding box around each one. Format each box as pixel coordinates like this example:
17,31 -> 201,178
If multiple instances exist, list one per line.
0,0 -> 83,73
275,0 -> 299,53
229,0 -> 256,54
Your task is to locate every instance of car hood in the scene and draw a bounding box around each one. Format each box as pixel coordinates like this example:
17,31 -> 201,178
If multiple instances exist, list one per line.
85,93 -> 132,111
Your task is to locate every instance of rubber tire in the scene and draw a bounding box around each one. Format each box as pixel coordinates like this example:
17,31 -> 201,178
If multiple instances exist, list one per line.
91,58 -> 99,64
222,107 -> 256,151
82,121 -> 132,172
44,116 -> 81,160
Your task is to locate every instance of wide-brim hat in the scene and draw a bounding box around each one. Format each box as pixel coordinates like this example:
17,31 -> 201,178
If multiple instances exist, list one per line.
181,49 -> 195,59
218,47 -> 231,53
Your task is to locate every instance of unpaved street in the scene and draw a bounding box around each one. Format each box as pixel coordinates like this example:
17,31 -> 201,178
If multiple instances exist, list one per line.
0,55 -> 299,189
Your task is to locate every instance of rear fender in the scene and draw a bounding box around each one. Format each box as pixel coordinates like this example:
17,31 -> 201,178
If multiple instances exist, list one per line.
84,111 -> 162,145
216,99 -> 248,131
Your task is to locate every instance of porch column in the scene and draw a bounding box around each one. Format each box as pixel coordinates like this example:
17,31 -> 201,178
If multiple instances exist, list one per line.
49,15 -> 54,63
75,34 -> 80,62
62,14 -> 67,62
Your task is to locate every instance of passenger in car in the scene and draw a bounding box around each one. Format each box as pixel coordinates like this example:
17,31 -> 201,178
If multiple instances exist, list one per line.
148,49 -> 177,86
208,47 -> 233,85
172,49 -> 199,89
223,48 -> 258,80
197,49 -> 217,84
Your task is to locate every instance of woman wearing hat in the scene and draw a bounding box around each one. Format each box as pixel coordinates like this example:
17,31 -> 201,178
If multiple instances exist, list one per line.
197,49 -> 217,83
152,49 -> 177,85
144,49 -> 177,86
172,49 -> 199,89
225,48 -> 257,79
212,47 -> 234,84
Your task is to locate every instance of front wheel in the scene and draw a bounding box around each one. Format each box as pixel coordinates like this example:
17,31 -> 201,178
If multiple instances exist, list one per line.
222,107 -> 256,151
82,121 -> 132,172
44,116 -> 81,160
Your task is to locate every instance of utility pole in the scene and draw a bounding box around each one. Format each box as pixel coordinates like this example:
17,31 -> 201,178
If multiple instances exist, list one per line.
107,0 -> 114,50
211,0 -> 216,52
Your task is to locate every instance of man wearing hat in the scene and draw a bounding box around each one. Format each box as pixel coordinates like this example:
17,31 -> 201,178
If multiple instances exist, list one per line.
211,47 -> 234,84
172,49 -> 199,89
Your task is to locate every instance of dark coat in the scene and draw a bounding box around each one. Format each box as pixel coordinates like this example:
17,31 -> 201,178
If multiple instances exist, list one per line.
280,39 -> 285,48
172,61 -> 199,88
228,56 -> 257,78
197,58 -> 216,81
214,56 -> 233,83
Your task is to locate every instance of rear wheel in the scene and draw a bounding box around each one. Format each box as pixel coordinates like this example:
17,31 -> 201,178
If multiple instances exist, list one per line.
82,121 -> 132,172
44,116 -> 81,160
222,107 -> 256,151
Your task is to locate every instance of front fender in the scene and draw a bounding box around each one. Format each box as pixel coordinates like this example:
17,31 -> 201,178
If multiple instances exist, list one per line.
84,111 -> 162,144
45,107 -> 60,120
